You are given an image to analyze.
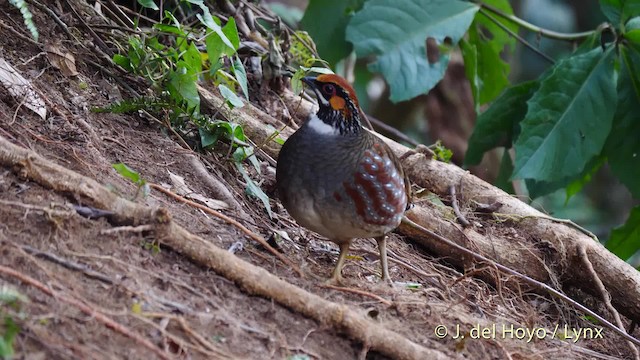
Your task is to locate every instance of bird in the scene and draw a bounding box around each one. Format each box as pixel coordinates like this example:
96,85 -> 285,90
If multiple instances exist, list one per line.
276,73 -> 410,284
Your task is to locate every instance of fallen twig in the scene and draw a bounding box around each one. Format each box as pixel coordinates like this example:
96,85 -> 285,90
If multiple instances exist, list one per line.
0,265 -> 171,360
149,183 -> 303,277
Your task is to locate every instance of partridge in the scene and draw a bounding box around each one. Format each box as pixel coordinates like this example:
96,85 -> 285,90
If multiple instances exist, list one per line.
276,74 -> 410,284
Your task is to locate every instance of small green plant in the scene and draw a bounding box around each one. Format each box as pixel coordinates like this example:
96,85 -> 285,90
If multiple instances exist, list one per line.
0,286 -> 28,359
9,0 -> 38,42
106,3 -> 277,216
112,163 -> 150,200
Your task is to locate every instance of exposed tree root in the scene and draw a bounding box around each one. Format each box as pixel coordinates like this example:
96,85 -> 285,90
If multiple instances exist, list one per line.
0,134 -> 449,360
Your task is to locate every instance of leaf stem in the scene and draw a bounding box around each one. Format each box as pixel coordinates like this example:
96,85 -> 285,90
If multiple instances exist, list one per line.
479,8 -> 555,64
476,1 -> 596,41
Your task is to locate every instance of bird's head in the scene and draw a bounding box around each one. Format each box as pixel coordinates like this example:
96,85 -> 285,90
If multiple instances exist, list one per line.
302,74 -> 362,135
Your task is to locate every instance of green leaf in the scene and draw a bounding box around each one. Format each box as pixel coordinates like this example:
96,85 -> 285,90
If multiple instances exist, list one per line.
199,127 -> 219,148
600,0 -> 640,25
467,0 -> 516,105
137,0 -> 158,10
112,54 -> 132,72
460,38 -> 479,112
198,9 -> 238,53
232,56 -> 249,100
113,163 -> 143,185
606,205 -> 640,260
604,45 -> 640,198
154,23 -> 186,37
347,0 -> 479,102
218,84 -> 244,108
235,163 -> 272,218
168,64 -> 200,111
301,0 -> 364,65
204,17 -> 239,69
183,42 -> 202,75
464,80 -> 539,166
525,155 -> 604,199
513,47 -> 617,182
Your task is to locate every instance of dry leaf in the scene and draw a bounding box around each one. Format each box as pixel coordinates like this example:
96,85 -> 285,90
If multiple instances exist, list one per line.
45,45 -> 79,77
0,58 -> 47,119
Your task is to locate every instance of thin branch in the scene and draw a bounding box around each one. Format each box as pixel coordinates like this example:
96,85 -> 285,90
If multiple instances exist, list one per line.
449,185 -> 470,228
478,8 -> 556,64
367,114 -> 420,147
148,183 -> 304,278
319,284 -> 392,306
476,1 -> 597,41
579,245 -> 640,359
0,265 -> 172,360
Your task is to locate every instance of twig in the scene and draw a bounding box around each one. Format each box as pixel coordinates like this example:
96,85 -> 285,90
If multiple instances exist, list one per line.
20,245 -> 114,285
367,114 -> 420,147
149,183 -> 304,277
0,265 -> 172,360
319,284 -> 392,306
449,185 -> 470,228
100,224 -> 154,234
492,213 -> 598,241
579,245 -> 640,359
475,1 -> 596,41
400,216 -> 640,347
478,8 -> 555,64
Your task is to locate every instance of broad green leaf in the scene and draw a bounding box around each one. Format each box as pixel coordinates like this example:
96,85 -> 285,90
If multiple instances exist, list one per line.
235,163 -> 272,218
218,84 -> 244,108
198,10 -> 238,52
467,0 -> 516,105
154,23 -> 185,37
168,64 -> 199,111
199,127 -> 219,148
347,0 -> 479,102
604,45 -> 640,198
460,38 -> 479,112
204,17 -> 239,69
301,0 -> 364,66
513,47 -> 617,182
183,42 -> 202,75
232,56 -> 249,99
112,54 -> 132,72
137,0 -> 158,10
600,0 -> 640,25
525,156 -> 604,199
113,163 -> 143,184
606,205 -> 640,260
464,80 -> 539,166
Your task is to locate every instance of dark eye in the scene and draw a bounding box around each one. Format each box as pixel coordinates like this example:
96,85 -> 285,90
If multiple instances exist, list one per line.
322,84 -> 336,95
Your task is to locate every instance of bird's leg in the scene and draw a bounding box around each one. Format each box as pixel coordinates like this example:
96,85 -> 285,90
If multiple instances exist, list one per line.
375,235 -> 391,283
328,241 -> 351,285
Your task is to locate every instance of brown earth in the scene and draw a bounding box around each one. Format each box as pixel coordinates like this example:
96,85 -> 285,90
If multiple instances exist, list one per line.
0,1 -> 636,359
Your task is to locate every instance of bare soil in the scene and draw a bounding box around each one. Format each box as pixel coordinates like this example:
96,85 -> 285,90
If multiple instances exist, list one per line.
0,1 -> 636,359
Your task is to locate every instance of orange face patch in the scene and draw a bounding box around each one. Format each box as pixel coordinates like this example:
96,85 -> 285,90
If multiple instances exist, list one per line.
316,74 -> 359,107
329,95 -> 346,111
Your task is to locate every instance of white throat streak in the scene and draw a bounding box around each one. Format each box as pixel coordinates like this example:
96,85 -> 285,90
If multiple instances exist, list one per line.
307,114 -> 339,136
